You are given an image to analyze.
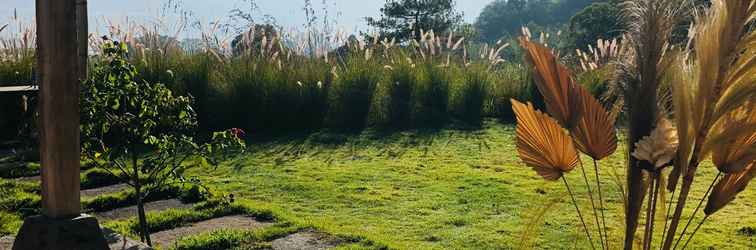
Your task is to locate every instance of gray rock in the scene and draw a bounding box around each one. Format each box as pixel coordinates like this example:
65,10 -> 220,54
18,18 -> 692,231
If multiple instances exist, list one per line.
12,214 -> 109,250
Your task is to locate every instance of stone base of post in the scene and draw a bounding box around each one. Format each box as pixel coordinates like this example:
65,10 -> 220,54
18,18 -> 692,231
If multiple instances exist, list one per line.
12,214 -> 109,250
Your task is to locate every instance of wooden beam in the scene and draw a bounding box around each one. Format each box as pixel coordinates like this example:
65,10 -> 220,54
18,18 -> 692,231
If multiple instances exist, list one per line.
36,0 -> 86,218
0,85 -> 38,92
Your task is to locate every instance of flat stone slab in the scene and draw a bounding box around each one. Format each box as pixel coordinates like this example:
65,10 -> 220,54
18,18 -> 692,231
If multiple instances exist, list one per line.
94,199 -> 193,222
150,215 -> 272,249
102,227 -> 153,250
0,228 -> 151,250
11,214 -> 109,250
81,183 -> 130,198
271,231 -> 338,250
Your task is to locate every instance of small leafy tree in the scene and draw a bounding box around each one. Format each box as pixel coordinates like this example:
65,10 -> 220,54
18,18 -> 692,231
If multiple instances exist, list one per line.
80,39 -> 245,246
366,0 -> 462,42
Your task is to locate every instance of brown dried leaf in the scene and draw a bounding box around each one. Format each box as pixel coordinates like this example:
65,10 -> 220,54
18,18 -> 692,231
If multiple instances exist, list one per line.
571,85 -> 618,160
519,37 -> 582,128
705,163 -> 756,215
511,99 -> 580,181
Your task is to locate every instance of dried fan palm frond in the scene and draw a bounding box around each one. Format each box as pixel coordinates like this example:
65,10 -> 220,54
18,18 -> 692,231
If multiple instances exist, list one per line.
704,103 -> 756,173
511,99 -> 580,181
519,37 -> 583,129
571,85 -> 618,160
632,119 -> 679,169
704,163 -> 756,215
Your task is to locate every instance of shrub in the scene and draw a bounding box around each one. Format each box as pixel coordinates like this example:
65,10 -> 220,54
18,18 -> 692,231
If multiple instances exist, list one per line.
326,56 -> 382,131
451,64 -> 490,127
80,168 -> 122,190
412,64 -> 450,127
371,61 -> 414,129
490,63 -> 532,122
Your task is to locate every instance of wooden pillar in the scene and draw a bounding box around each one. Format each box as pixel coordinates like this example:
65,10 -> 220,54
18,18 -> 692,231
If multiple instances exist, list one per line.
36,0 -> 86,218
12,1 -> 108,248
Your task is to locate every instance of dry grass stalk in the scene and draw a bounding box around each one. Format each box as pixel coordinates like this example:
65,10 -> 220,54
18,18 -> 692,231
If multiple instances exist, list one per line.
663,0 -> 755,248
706,104 -> 756,174
577,37 -> 624,72
619,0 -> 685,246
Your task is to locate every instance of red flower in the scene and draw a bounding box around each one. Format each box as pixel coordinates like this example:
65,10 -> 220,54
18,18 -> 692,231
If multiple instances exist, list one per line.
229,128 -> 246,138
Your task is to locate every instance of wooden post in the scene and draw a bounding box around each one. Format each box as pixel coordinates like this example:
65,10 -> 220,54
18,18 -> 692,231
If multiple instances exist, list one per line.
13,1 -> 110,249
36,0 -> 84,218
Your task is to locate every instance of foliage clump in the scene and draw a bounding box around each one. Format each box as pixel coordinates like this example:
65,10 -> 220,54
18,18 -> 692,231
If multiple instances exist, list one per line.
80,38 -> 245,246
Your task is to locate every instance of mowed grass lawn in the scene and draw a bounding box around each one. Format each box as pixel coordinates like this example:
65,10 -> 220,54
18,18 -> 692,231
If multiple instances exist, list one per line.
191,121 -> 756,249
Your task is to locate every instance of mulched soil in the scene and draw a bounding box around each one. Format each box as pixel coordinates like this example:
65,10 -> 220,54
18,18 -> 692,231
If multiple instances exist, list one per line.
81,183 -> 130,198
93,199 -> 193,221
271,231 -> 339,250
150,215 -> 272,249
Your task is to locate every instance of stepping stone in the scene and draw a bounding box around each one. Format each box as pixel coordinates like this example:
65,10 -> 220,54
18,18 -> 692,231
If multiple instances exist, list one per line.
271,231 -> 339,250
94,199 -> 193,222
81,183 -> 130,198
0,229 -> 154,250
150,215 -> 272,249
102,227 -> 153,250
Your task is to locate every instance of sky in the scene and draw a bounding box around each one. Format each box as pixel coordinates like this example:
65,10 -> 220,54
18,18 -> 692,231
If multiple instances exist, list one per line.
3,0 -> 495,38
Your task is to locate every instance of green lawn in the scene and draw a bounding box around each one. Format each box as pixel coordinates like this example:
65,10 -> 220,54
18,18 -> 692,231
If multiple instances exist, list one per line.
188,121 -> 756,249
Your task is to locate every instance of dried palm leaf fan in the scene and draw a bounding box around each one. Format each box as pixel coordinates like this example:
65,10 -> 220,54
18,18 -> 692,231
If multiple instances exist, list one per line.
511,99 -> 579,180
519,37 -> 583,129
510,99 -> 597,249
571,86 -> 618,160
517,37 -> 621,248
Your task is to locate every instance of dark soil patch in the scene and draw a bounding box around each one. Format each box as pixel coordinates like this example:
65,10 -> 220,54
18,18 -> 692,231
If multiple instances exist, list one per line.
271,231 -> 339,250
94,199 -> 193,222
738,226 -> 755,237
150,215 -> 272,248
81,183 -> 130,198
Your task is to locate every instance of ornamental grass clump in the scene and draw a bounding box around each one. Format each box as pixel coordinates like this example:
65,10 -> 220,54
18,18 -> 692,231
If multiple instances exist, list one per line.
510,1 -> 756,249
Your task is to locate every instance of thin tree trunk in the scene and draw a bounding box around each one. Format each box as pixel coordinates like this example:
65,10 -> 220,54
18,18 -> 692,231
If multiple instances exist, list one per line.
136,196 -> 152,246
133,151 -> 152,246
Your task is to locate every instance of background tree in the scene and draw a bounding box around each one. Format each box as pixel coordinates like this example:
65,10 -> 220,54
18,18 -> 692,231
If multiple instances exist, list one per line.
569,0 -> 625,49
80,39 -> 246,246
366,0 -> 463,42
475,0 -> 597,42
